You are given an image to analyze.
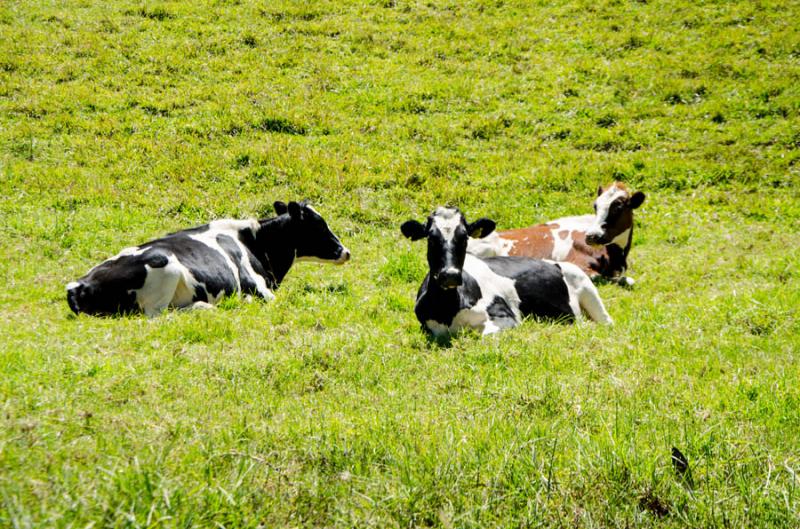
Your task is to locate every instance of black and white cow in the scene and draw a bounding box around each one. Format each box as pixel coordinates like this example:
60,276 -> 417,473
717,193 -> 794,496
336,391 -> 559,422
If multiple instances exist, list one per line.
401,207 -> 612,337
66,201 -> 350,316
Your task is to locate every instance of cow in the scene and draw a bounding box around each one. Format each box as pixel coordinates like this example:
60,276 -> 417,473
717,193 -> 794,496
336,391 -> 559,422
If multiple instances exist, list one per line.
401,206 -> 612,337
66,201 -> 350,316
468,183 -> 645,286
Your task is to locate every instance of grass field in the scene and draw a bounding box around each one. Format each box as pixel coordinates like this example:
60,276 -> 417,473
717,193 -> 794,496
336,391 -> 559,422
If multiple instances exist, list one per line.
2,0 -> 800,526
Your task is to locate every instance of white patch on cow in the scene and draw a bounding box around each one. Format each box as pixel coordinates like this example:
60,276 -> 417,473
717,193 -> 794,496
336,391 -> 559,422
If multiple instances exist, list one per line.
547,215 -> 595,231
548,260 -> 613,324
550,228 -> 574,261
196,220 -> 276,301
66,281 -> 80,291
169,258 -> 204,307
481,319 -> 502,335
587,186 -> 627,238
133,260 -> 184,317
610,228 -> 631,248
432,207 -> 463,242
467,232 -> 515,257
208,218 -> 260,236
188,229 -> 242,286
185,301 -> 215,311
130,256 -> 226,316
225,234 -> 275,299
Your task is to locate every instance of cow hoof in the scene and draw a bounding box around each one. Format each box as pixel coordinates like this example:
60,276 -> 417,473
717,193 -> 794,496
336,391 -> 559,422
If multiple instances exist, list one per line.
618,276 -> 635,288
187,301 -> 215,311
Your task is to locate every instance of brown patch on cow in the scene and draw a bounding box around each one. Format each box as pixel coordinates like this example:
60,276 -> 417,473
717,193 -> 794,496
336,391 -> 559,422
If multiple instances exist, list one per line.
499,225 -> 555,259
500,225 -> 612,278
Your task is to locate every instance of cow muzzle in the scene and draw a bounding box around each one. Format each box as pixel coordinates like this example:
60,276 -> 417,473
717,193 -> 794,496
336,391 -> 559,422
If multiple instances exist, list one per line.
66,282 -> 83,314
335,248 -> 351,264
435,268 -> 462,289
585,230 -> 609,247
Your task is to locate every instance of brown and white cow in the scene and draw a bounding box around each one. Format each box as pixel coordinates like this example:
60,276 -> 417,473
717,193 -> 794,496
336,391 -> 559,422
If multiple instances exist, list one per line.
467,183 -> 645,286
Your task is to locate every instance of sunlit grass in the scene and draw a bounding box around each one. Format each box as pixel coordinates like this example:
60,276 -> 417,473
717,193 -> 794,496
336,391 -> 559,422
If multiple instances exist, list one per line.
1,0 -> 799,527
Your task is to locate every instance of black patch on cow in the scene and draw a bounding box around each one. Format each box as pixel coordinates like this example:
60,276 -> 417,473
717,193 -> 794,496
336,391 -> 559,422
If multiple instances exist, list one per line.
216,234 -> 261,295
486,296 -> 518,328
605,243 -> 626,276
147,252 -> 169,269
482,257 -> 576,321
414,273 -> 482,331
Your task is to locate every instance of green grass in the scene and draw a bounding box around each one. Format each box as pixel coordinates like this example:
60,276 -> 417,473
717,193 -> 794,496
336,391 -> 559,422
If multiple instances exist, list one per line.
2,0 -> 800,526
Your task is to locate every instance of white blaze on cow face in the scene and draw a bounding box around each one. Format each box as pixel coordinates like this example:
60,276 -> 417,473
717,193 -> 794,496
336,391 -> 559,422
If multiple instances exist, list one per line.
429,207 -> 469,289
586,185 -> 629,246
432,207 -> 463,242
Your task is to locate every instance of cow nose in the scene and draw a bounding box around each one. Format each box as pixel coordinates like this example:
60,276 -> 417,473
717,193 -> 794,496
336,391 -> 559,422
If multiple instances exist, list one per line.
66,282 -> 83,314
342,249 -> 351,261
585,230 -> 606,245
438,268 -> 462,289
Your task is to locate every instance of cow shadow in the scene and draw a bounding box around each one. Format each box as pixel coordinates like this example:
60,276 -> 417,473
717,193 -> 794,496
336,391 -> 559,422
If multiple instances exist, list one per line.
423,330 -> 454,348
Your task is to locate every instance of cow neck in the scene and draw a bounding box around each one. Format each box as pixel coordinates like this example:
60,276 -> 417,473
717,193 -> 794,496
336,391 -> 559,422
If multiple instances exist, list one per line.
424,277 -> 463,316
255,215 -> 297,288
606,225 -> 632,275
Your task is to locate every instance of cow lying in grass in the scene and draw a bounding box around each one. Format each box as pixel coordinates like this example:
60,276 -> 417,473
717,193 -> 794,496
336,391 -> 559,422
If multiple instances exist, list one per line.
402,207 -> 612,337
468,182 -> 645,286
67,201 -> 350,316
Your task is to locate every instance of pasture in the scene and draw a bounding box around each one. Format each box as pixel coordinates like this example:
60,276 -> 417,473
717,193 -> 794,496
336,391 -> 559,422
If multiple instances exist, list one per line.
1,0 -> 799,526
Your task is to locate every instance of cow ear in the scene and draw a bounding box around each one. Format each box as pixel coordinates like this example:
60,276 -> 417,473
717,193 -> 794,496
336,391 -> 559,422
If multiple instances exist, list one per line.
287,201 -> 303,220
274,201 -> 288,215
597,185 -> 604,197
629,191 -> 646,209
467,218 -> 496,239
401,220 -> 428,241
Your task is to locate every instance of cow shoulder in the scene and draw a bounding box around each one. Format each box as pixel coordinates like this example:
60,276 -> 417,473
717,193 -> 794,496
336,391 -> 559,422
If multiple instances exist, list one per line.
463,256 -> 521,311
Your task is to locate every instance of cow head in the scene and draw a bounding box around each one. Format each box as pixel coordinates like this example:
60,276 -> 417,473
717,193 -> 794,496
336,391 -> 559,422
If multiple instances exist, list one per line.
401,207 -> 495,289
585,183 -> 645,247
274,200 -> 351,264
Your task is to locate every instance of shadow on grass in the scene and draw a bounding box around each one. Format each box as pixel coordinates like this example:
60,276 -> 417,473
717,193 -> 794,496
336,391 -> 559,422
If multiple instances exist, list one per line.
423,330 -> 453,348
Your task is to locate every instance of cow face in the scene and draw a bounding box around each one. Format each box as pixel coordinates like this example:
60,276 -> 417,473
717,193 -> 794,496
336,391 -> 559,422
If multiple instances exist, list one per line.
585,183 -> 645,247
402,207 -> 495,289
275,201 -> 351,264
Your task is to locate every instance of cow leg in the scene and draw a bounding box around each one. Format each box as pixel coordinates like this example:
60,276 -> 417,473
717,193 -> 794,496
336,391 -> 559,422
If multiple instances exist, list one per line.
577,284 -> 613,324
180,301 -> 215,311
559,263 -> 613,324
135,262 -> 183,317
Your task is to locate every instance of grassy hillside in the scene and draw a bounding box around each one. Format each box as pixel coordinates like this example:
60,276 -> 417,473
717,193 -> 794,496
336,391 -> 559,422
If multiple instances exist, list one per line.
1,0 -> 799,527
